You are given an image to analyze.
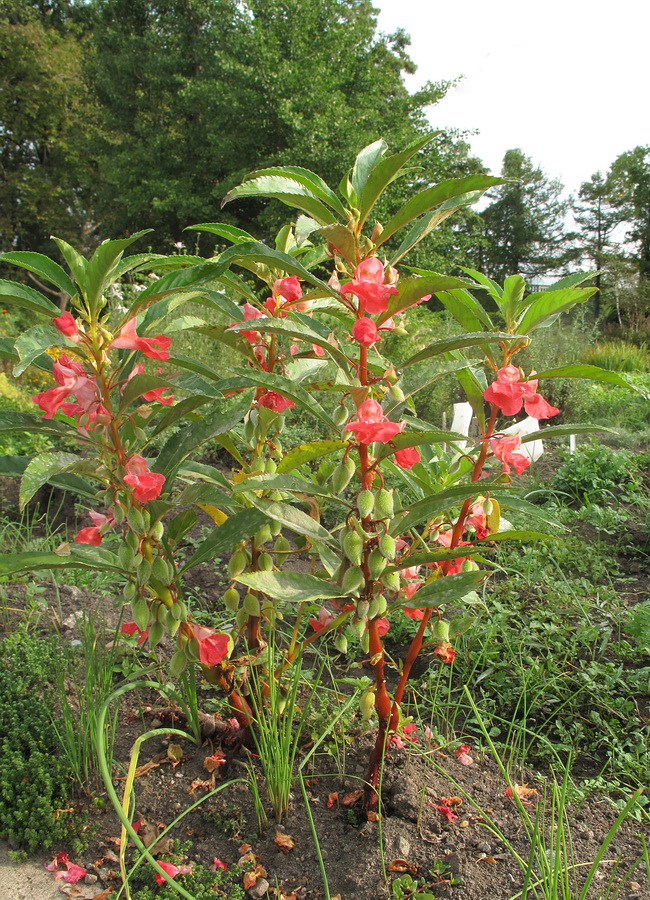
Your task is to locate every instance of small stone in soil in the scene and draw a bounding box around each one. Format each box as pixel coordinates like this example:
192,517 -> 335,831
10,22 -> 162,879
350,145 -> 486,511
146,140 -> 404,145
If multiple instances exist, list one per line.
247,876 -> 270,898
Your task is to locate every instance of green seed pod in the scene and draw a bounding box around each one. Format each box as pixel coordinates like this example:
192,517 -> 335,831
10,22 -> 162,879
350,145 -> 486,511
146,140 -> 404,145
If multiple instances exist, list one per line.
379,533 -> 396,560
223,588 -> 240,612
352,618 -> 366,639
274,534 -> 290,553
133,426 -> 148,443
483,498 -> 494,515
126,506 -> 144,534
119,543 -> 135,570
148,620 -> 164,648
140,539 -> 153,563
255,524 -> 272,546
432,619 -> 450,642
342,566 -> 365,594
125,530 -> 139,553
170,601 -> 183,621
152,555 -> 170,584
258,552 -> 273,572
113,505 -> 125,526
168,616 -> 181,638
368,548 -> 387,580
176,599 -> 187,621
141,509 -> 151,531
374,489 -> 394,520
334,633 -> 348,654
330,457 -> 356,494
131,596 -> 150,632
243,592 -> 260,616
360,630 -> 370,653
270,519 -> 282,537
136,558 -> 152,586
382,571 -> 401,592
367,596 -> 381,620
356,599 -> 370,620
123,581 -> 136,602
265,458 -> 277,474
150,520 -> 164,541
251,457 -> 265,475
388,385 -> 405,403
429,529 -> 439,542
228,549 -> 248,578
157,587 -> 174,609
357,489 -> 375,519
462,559 -> 479,572
274,439 -> 283,457
156,602 -> 167,624
333,404 -> 349,427
169,648 -> 188,677
243,417 -> 255,443
343,530 -> 364,567
360,690 -> 376,720
235,607 -> 248,628
374,593 -> 388,616
270,490 -> 284,501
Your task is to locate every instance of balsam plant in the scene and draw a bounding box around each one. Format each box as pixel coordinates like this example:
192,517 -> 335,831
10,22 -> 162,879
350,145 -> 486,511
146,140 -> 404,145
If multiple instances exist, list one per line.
0,134 -> 636,810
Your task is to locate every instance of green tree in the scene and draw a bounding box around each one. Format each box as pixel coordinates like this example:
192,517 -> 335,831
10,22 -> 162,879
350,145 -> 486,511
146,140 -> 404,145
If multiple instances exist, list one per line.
0,0 -> 97,254
607,146 -> 650,282
573,171 -> 623,316
479,148 -> 571,282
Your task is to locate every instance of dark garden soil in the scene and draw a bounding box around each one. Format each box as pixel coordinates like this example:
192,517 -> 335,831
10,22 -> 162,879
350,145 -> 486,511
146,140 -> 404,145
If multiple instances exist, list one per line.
1,479 -> 649,900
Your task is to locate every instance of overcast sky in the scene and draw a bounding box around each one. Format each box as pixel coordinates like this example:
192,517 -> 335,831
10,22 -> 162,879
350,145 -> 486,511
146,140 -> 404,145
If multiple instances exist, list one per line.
375,0 -> 650,196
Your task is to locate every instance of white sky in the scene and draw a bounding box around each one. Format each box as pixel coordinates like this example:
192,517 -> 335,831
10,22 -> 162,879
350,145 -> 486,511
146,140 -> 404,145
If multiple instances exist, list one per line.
376,0 -> 650,196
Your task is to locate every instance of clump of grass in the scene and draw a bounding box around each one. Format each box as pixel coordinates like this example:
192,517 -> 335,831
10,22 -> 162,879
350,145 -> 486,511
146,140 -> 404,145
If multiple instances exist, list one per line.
581,340 -> 650,373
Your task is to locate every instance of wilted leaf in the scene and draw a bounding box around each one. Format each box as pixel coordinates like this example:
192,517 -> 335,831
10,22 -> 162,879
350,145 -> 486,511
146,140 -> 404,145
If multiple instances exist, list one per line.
440,796 -> 462,806
341,790 -> 363,806
274,832 -> 296,853
388,859 -> 417,874
166,743 -> 183,766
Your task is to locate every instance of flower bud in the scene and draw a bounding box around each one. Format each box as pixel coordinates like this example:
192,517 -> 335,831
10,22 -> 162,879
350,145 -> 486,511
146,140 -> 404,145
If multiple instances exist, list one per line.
483,499 -> 494,515
461,559 -> 479,572
379,533 -> 396,560
342,529 -> 364,567
368,548 -> 387,580
334,633 -> 348,654
223,588 -> 240,612
374,489 -> 394,520
243,592 -> 261,616
156,601 -> 168,623
136,558 -> 152,585
357,489 -> 375,519
431,619 -> 450,642
126,530 -> 139,552
168,615 -> 181,638
113,505 -> 125,526
388,385 -> 405,403
382,571 -> 401,592
342,566 -> 364,594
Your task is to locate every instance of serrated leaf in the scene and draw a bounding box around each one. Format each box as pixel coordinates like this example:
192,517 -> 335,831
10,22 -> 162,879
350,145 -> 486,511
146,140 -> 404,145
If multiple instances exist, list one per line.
0,280 -> 60,317
389,191 -> 487,265
374,430 -> 468,461
51,237 -> 88,293
351,139 -> 388,200
166,509 -> 198,545
19,451 -> 84,509
476,530 -> 557,543
393,483 -> 510,534
228,317 -> 350,368
0,251 -> 77,296
232,473 -> 345,503
277,440 -> 348,473
85,231 -> 152,311
0,455 -> 95,498
358,132 -> 438,225
219,367 -> 335,431
149,395 -> 214,438
402,332 -> 521,367
533,364 -> 638,391
433,288 -> 494,333
520,424 -> 615,442
179,507 -> 268,573
249,498 -> 334,544
401,571 -> 485,608
122,262 -> 225,322
233,165 -> 348,218
186,222 -> 258,244
177,481 -> 234,512
0,546 -> 124,577
316,224 -> 357,264
517,287 -> 596,333
378,274 -> 477,323
119,374 -> 177,410
0,410 -> 78,439
235,571 -> 342,604
13,323 -> 67,376
211,242 -> 341,299
222,174 -> 338,224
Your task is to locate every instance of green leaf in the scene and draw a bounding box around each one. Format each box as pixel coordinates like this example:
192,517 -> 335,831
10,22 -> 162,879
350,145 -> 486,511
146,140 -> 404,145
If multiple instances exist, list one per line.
476,530 -> 557,543
51,237 -> 88,293
277,440 -> 348,473
213,242 -> 341,299
236,166 -> 347,218
358,132 -> 438,225
351,139 -> 388,201
179,507 -> 268,573
545,270 -> 599,290
166,509 -> 198,545
19,451 -> 82,509
0,280 -> 60,317
501,275 -> 527,323
520,424 -> 616,442
376,174 -> 504,247
13,323 -> 67,377
228,317 -> 350,369
497,496 -> 564,531
532,364 -> 638,391
434,289 -> 494,332
0,410 -> 78,439
454,363 -> 487,431
385,546 -> 484,572
186,222 -> 258,244
232,473 -> 346,503
122,263 -> 225,322
375,430 -> 468,461
177,481 -> 234,513
401,571 -> 485,608
316,224 -> 357,264
0,251 -> 77,296
0,338 -> 18,363
119,374 -> 177,411
0,546 -> 125,577
517,287 -> 596,333
85,231 -> 152,312
388,192 -> 485,264
219,367 -> 335,431
149,395 -> 215,438
249,498 -> 334,544
222,173 -> 338,225
0,456 -> 95,498
402,332 -> 521,367
379,274 -> 478,323
394,483 -> 509,534
235,571 -> 342,604
153,392 -> 252,479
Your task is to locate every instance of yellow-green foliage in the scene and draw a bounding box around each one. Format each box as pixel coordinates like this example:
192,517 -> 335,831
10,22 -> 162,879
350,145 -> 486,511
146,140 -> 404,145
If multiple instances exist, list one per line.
581,340 -> 650,373
0,373 -> 53,456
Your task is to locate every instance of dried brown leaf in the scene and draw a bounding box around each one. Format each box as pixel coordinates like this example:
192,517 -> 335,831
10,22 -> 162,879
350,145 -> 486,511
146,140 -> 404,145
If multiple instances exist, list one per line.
274,832 -> 296,853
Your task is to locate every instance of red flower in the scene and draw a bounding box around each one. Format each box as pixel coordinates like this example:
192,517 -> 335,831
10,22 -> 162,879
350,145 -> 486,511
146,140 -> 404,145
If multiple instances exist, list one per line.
341,258 -> 399,315
433,641 -> 456,663
190,623 -> 230,665
376,617 -> 390,635
309,606 -> 335,633
123,455 -> 165,502
210,858 -> 228,872
75,510 -> 115,546
238,302 -> 265,343
484,366 -> 559,419
273,275 -> 303,304
403,606 -> 425,620
32,354 -> 100,420
490,434 -> 530,475
394,446 -> 421,469
352,317 -> 380,347
53,311 -> 80,342
430,802 -> 459,822
154,862 -> 180,885
112,318 -> 171,361
345,399 -> 405,444
121,621 -> 149,645
258,391 -> 295,412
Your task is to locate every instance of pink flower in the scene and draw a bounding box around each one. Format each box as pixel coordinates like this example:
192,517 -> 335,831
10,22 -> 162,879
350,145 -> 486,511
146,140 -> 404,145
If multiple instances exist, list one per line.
210,858 -> 228,872
125,364 -> 174,405
154,861 -> 180,885
466,500 -> 489,539
341,258 -> 399,315
454,744 -> 474,766
238,303 -> 265,343
352,317 -> 380,347
32,354 -> 101,420
390,722 -> 417,748
75,526 -> 102,545
273,275 -> 308,310
75,509 -> 115,546
258,391 -> 295,412
490,434 -> 531,475
345,399 -> 405,444
394,446 -> 421,469
123,455 -> 165,502
190,623 -> 230,665
53,311 -> 80,343
45,852 -> 87,883
484,366 -> 559,419
121,621 -> 149,645
112,318 -> 171,361
309,606 -> 335,633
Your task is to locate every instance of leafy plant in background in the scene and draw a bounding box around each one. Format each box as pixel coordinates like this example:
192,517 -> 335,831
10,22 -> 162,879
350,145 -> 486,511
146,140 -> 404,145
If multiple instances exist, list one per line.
0,134 -> 637,824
